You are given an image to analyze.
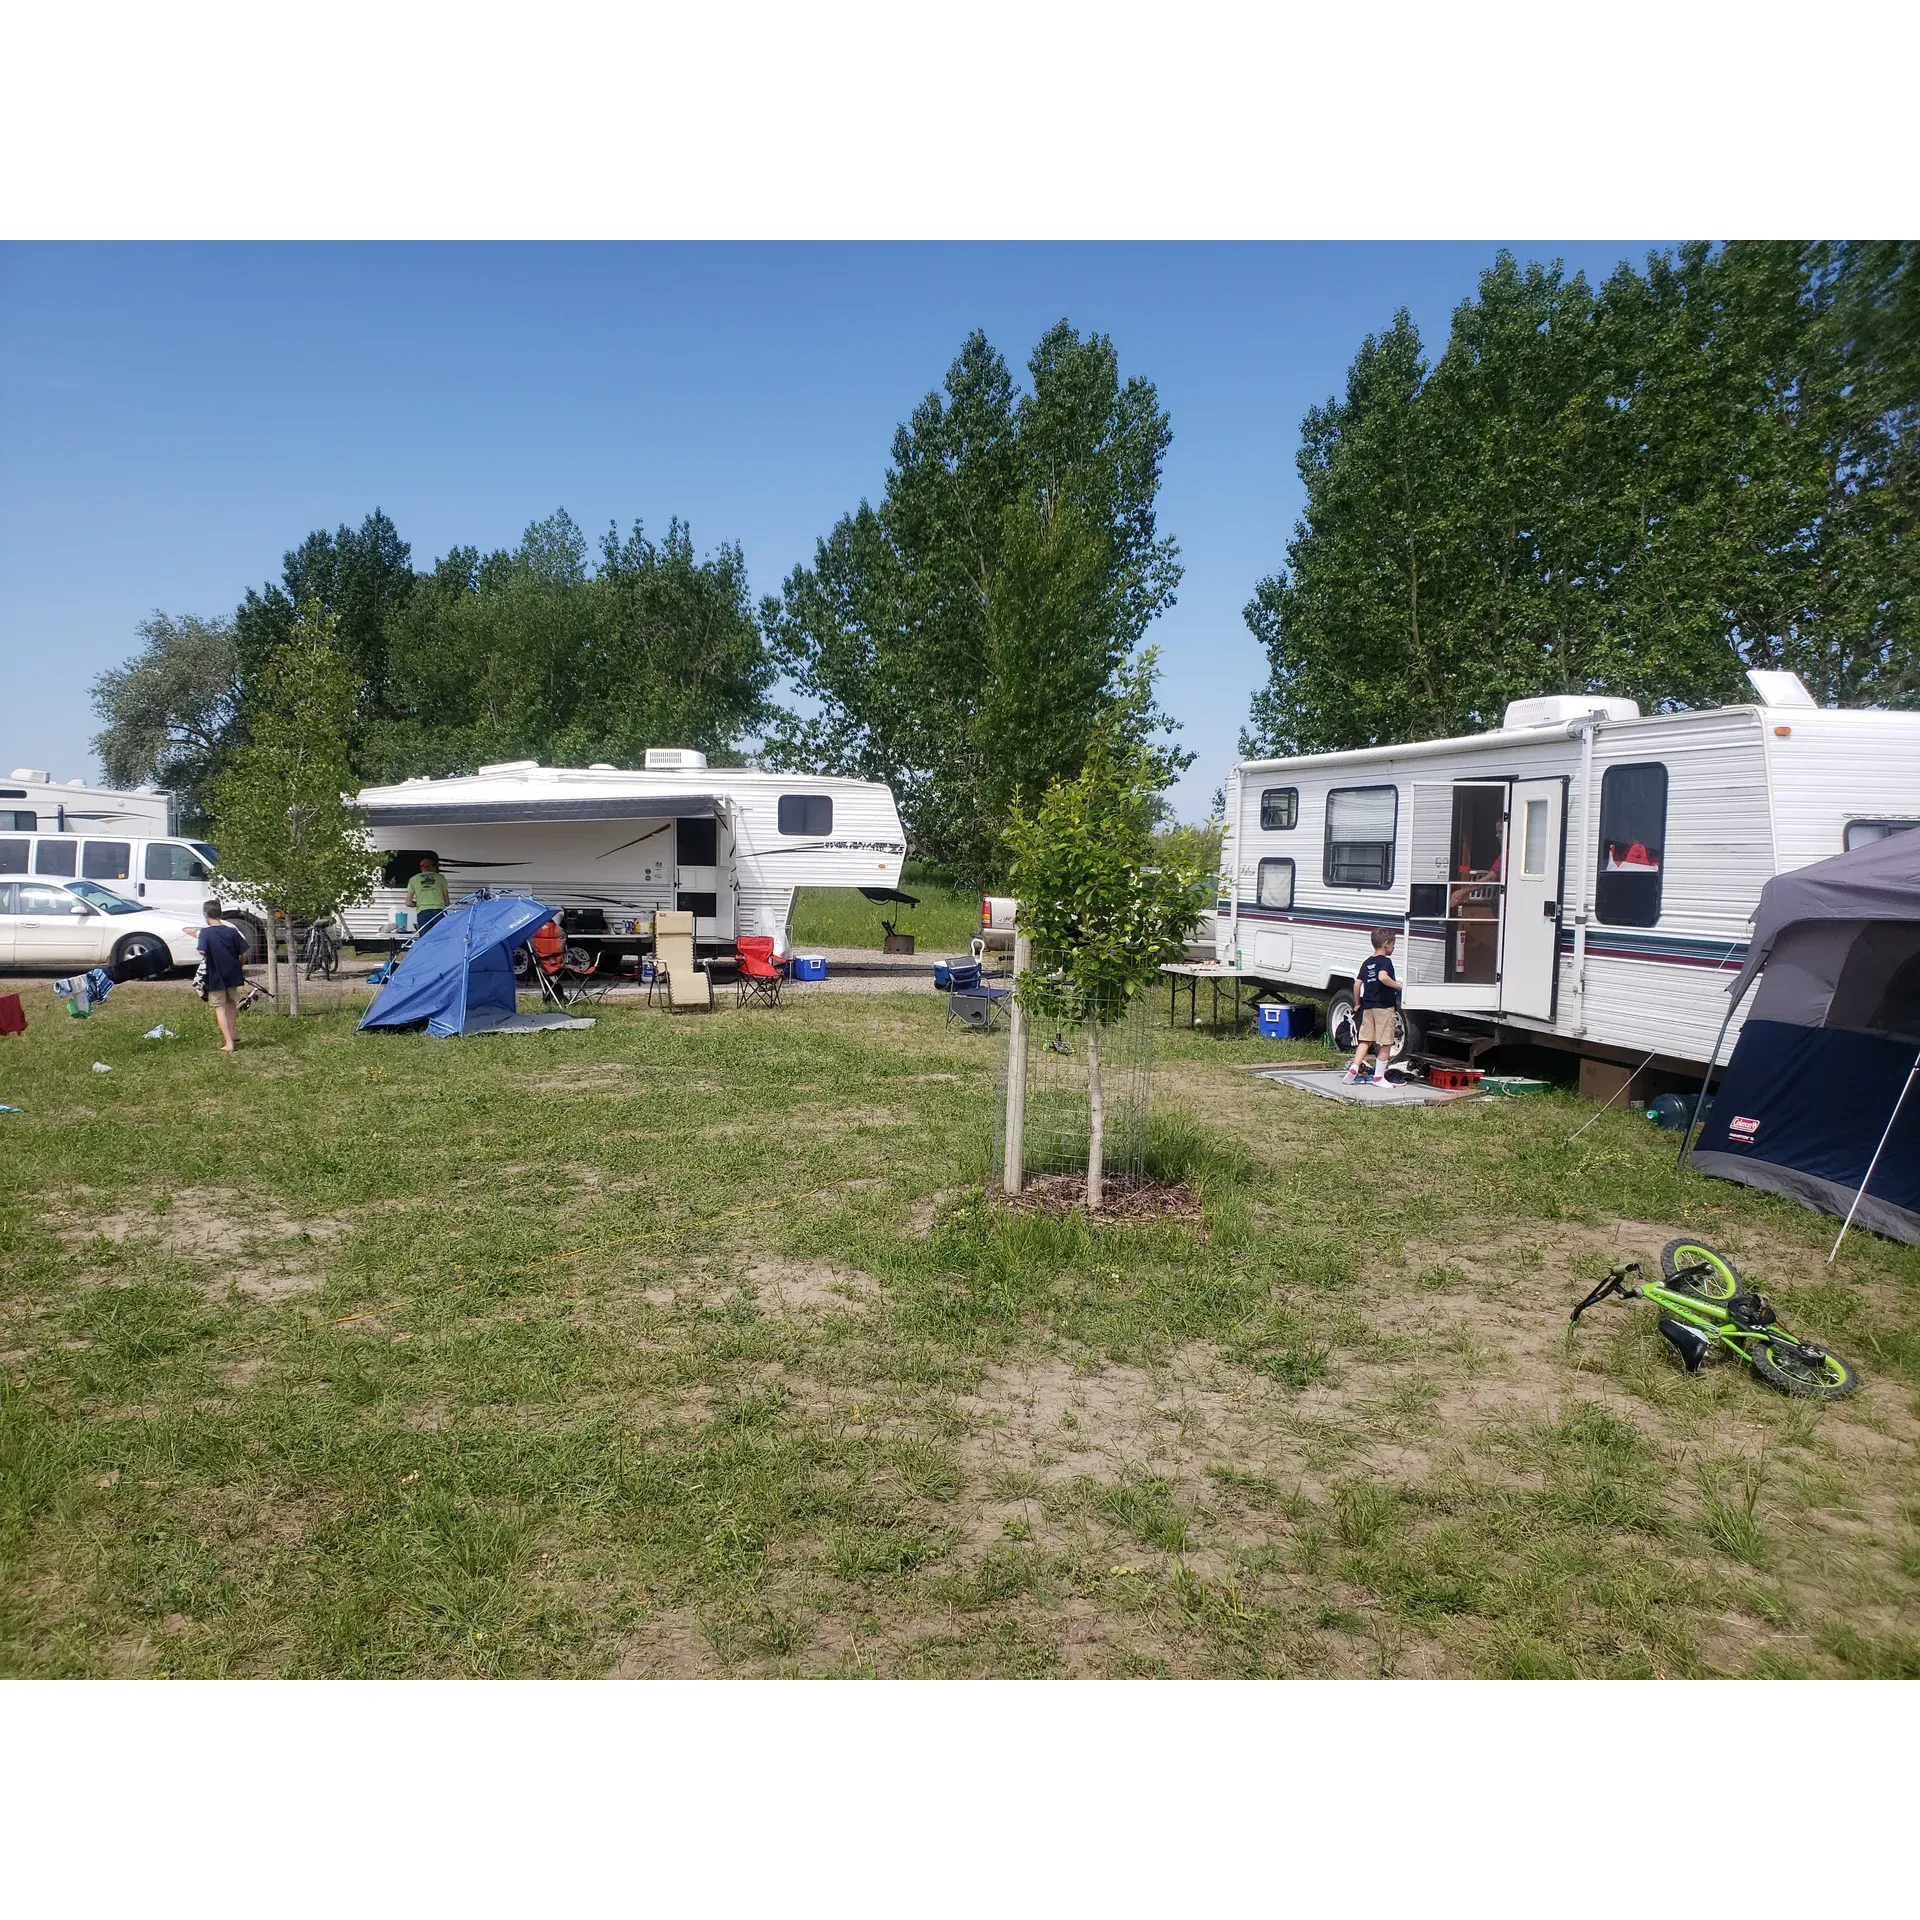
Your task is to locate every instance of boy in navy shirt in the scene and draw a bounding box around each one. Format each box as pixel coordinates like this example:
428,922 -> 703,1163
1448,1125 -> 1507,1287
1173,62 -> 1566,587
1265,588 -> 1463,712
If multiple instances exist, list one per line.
1345,928 -> 1401,1088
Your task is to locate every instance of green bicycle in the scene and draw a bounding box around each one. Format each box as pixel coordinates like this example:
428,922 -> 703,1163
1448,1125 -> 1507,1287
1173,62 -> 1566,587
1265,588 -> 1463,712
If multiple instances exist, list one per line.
1570,1238 -> 1861,1401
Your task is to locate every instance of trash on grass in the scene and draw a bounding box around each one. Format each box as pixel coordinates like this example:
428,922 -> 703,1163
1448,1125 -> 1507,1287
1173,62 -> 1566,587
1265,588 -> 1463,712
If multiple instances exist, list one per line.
143,1025 -> 178,1040
91,1061 -> 113,1074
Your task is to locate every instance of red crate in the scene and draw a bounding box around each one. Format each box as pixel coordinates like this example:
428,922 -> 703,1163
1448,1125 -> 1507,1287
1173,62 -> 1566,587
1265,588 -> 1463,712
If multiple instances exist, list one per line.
1427,1066 -> 1484,1090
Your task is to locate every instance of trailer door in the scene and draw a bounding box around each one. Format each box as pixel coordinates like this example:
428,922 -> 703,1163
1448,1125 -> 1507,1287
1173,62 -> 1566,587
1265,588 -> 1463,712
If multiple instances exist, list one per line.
1499,778 -> 1565,1021
675,815 -> 721,940
1403,782 -> 1506,1015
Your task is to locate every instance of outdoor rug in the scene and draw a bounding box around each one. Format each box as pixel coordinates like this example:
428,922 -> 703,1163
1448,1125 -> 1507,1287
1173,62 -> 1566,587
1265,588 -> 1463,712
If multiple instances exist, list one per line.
1253,1067 -> 1479,1107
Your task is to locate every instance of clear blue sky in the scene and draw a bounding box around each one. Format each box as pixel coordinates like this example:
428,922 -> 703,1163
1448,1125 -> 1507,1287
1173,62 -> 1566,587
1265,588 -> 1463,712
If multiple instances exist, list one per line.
0,242 -> 1658,818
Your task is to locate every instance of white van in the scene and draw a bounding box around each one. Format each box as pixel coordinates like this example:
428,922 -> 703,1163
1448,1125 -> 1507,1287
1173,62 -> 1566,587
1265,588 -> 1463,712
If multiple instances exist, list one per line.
0,831 -> 264,956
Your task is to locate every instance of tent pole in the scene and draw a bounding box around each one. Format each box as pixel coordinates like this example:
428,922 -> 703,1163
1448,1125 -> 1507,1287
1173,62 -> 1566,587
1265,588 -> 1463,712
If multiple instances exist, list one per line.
1677,974 -> 1752,1172
1827,1052 -> 1920,1266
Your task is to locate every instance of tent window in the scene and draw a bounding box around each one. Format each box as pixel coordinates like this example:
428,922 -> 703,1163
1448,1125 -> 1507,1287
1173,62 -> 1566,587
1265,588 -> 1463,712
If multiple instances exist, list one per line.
35,840 -> 77,876
1324,786 -> 1397,889
1260,787 -> 1298,831
1845,818 -> 1919,853
777,794 -> 832,836
1869,953 -> 1920,1042
1256,858 -> 1294,910
1595,762 -> 1667,928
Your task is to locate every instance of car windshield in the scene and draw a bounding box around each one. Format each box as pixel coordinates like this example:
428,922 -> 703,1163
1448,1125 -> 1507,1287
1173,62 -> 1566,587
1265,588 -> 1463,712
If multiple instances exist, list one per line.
67,879 -> 143,915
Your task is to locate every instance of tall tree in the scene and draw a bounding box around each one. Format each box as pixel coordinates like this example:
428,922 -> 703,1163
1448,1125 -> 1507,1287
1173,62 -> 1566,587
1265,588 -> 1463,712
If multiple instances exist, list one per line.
88,612 -> 239,828
1244,244 -> 1920,755
766,322 -> 1186,885
209,603 -> 380,1016
232,508 -> 416,754
368,512 -> 774,779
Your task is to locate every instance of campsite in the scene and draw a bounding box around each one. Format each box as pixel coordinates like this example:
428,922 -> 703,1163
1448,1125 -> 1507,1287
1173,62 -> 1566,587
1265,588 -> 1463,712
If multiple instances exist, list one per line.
3,950 -> 1917,1679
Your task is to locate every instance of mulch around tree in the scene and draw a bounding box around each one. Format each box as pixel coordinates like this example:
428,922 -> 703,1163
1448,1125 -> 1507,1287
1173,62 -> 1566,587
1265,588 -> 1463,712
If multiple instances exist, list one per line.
995,1173 -> 1204,1226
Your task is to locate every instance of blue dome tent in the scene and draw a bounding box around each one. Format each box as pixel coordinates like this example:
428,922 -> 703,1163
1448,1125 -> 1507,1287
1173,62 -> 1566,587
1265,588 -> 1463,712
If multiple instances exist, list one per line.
1686,828 -> 1920,1249
358,896 -> 569,1038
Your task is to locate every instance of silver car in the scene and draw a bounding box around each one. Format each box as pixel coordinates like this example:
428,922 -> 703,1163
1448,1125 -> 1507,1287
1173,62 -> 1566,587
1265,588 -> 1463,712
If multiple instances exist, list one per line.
0,878 -> 203,975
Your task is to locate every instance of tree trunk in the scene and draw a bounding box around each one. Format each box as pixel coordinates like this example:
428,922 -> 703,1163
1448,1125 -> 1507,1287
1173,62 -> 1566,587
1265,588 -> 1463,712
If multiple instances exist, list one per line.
285,918 -> 301,1019
1085,1016 -> 1104,1213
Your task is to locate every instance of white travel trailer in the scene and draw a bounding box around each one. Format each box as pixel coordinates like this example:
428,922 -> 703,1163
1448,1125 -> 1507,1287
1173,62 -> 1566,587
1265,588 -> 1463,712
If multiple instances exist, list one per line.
346,750 -> 908,955
1216,674 -> 1920,1074
2,769 -> 175,837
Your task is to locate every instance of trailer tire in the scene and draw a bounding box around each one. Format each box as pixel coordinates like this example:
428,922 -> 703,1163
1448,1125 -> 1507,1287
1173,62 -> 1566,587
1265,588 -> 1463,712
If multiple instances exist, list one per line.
1324,988 -> 1418,1062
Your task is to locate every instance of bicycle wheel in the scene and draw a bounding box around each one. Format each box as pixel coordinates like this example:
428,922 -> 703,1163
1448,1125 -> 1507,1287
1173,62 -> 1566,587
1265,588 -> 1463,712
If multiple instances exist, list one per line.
1660,1238 -> 1740,1304
1746,1337 -> 1860,1401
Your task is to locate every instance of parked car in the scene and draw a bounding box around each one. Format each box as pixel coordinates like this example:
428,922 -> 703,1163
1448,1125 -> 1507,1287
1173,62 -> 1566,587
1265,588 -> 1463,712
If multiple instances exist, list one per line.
0,878 -> 203,975
0,829 -> 265,958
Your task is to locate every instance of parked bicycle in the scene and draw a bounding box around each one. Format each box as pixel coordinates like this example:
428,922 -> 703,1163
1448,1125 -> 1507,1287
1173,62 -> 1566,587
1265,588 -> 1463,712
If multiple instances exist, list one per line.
300,918 -> 341,981
1570,1238 -> 1860,1400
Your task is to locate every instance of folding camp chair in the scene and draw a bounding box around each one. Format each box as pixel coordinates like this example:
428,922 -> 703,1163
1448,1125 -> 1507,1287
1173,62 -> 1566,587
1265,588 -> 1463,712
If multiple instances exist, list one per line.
529,920 -> 611,1009
735,935 -> 785,1009
653,909 -> 713,1013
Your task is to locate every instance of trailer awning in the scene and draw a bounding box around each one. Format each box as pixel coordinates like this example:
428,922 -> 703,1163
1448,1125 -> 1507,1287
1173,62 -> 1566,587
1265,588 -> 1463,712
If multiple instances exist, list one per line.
358,794 -> 718,827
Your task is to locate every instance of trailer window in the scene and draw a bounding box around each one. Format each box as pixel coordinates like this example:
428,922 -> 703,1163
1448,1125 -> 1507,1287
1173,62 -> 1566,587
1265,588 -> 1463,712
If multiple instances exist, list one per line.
1260,787 -> 1298,831
82,840 -> 132,880
1324,786 -> 1397,889
777,794 -> 833,836
1256,858 -> 1295,910
677,816 -> 718,866
34,840 -> 77,876
0,838 -> 26,874
1,811 -> 33,832
380,849 -> 441,888
1595,762 -> 1667,927
1845,819 -> 1918,853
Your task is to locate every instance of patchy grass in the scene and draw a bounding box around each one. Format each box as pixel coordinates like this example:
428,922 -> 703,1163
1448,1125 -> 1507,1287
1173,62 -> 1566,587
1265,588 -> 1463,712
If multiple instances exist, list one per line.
0,982 -> 1916,1677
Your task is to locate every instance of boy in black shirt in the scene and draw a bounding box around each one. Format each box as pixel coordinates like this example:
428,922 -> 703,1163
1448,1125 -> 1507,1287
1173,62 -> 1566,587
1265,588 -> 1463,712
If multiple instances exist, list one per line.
1344,928 -> 1401,1088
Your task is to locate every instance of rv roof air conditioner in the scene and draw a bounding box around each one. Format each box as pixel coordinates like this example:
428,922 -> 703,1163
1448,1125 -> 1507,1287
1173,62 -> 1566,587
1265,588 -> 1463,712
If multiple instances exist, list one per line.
11,769 -> 49,782
1744,669 -> 1817,709
645,748 -> 709,771
1500,696 -> 1641,731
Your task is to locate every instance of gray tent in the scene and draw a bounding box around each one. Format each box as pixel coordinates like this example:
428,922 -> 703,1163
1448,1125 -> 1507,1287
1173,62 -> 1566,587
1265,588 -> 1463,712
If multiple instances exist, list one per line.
1688,827 -> 1920,1245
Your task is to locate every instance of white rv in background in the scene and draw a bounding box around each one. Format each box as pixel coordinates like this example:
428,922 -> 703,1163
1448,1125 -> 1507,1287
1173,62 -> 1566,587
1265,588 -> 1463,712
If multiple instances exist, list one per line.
2,769 -> 175,838
346,750 -> 908,955
1216,673 -> 1920,1072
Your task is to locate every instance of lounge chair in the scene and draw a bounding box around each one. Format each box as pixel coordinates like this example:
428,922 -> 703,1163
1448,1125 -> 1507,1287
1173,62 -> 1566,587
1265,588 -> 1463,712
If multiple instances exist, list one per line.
653,910 -> 713,1013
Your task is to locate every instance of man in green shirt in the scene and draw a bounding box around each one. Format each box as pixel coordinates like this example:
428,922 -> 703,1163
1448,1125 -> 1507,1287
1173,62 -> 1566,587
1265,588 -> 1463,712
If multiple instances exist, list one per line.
406,855 -> 450,929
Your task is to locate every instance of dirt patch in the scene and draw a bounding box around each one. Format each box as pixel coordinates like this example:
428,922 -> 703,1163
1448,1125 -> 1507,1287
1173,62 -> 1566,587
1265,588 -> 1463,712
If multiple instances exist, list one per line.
53,1187 -> 345,1300
909,1188 -> 969,1236
608,1610 -> 717,1678
740,1257 -> 878,1312
999,1174 -> 1204,1228
526,1062 -> 637,1096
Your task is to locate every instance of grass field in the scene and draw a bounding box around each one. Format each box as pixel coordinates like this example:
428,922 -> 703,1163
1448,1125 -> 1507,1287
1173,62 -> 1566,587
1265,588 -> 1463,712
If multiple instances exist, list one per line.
788,873 -> 981,953
2,983 -> 1917,1677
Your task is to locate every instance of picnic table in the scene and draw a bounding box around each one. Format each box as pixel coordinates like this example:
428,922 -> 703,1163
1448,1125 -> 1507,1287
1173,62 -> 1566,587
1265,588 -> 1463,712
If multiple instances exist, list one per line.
1160,962 -> 1256,1035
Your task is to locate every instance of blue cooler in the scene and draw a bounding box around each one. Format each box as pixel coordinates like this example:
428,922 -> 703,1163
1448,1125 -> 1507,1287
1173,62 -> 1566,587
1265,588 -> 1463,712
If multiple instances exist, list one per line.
1256,1002 -> 1298,1039
792,955 -> 827,982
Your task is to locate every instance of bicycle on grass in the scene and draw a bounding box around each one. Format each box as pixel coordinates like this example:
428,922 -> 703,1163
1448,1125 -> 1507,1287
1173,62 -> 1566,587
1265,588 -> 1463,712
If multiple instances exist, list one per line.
1570,1238 -> 1860,1400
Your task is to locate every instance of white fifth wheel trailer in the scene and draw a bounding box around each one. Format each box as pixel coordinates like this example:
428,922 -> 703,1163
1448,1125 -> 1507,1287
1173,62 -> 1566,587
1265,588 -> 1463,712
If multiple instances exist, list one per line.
1216,673 -> 1920,1074
345,750 -> 907,956
2,769 -> 175,837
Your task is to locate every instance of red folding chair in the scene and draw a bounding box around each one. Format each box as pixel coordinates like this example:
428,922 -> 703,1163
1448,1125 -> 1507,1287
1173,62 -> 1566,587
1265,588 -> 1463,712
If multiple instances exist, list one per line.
735,935 -> 786,1009
530,919 -> 608,1008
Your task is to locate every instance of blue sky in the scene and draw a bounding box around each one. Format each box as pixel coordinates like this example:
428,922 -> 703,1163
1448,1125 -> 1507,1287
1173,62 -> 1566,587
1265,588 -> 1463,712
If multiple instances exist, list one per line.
0,242 -> 1659,817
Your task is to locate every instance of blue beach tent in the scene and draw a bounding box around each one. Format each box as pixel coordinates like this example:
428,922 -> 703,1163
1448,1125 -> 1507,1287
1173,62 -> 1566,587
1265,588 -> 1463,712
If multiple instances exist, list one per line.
358,897 -> 560,1038
1688,829 -> 1920,1246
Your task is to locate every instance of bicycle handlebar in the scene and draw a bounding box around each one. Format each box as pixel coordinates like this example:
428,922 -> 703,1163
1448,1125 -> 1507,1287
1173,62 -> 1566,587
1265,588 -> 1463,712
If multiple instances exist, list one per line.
1570,1262 -> 1640,1323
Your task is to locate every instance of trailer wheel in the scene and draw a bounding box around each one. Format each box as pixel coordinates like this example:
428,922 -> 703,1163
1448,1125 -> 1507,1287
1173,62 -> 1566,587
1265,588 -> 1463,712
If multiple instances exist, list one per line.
1324,989 -> 1419,1061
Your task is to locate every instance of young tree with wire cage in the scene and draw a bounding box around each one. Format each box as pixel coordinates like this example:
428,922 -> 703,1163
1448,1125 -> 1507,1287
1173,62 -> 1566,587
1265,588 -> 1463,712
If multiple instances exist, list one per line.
1004,678 -> 1209,1210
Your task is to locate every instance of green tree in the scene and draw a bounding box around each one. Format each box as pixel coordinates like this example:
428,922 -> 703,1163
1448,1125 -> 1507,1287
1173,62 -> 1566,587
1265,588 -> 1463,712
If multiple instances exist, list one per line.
209,604 -> 380,1015
1244,244 -> 1920,756
1003,676 -> 1207,1211
766,322 -> 1186,886
368,513 -> 774,778
232,509 -> 416,757
88,612 -> 239,829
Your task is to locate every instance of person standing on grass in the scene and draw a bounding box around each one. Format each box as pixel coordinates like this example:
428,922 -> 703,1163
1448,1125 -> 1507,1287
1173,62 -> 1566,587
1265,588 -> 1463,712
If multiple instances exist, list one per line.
407,854 -> 450,930
1345,927 -> 1401,1088
189,899 -> 250,1054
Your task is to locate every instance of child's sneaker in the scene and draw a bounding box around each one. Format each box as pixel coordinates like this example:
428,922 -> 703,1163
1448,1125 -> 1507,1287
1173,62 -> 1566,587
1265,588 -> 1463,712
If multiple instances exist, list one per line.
1370,1068 -> 1391,1088
1343,1063 -> 1362,1083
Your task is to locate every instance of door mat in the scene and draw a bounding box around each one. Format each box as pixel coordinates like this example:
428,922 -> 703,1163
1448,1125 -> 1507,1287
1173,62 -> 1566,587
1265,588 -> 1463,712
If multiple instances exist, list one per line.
1253,1067 -> 1482,1107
